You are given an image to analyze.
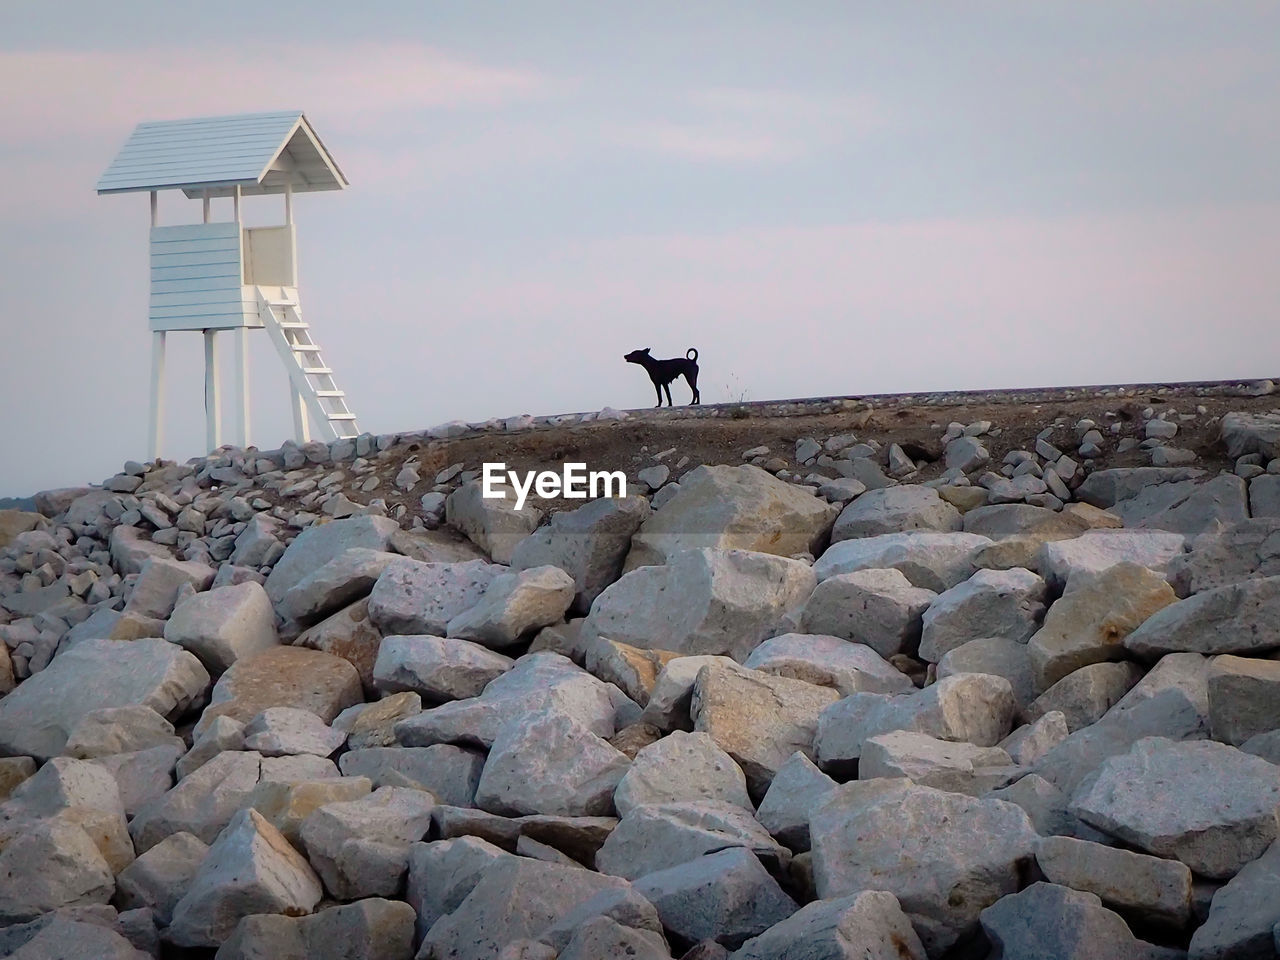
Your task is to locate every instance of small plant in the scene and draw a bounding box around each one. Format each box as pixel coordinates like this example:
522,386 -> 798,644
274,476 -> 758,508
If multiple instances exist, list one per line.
722,373 -> 752,405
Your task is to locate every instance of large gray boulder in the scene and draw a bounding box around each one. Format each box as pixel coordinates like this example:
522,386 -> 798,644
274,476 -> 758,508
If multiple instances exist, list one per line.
420,856 -> 631,960
1076,467 -> 1207,508
0,820 -> 115,923
623,464 -> 837,571
1124,575 -> 1280,658
1208,655 -> 1280,746
754,751 -> 837,853
1035,834 -> 1192,929
367,557 -> 505,637
917,567 -> 1046,663
979,882 -> 1168,960
474,707 -> 630,817
445,478 -> 543,564
264,515 -> 400,605
0,638 -> 209,760
1220,411 -> 1280,459
859,730 -> 1013,796
1037,530 -> 1187,590
1023,661 -> 1144,733
195,646 -> 362,735
730,891 -> 926,960
123,556 -> 215,619
831,486 -> 962,542
581,548 -> 815,662
167,808 -> 322,947
372,634 -> 514,703
936,637 -> 1037,710
510,495 -> 650,612
799,569 -> 936,660
1103,474 -> 1249,536
130,749 -> 263,852
1169,518 -> 1280,595
640,655 -> 740,732
810,778 -> 1036,956
1027,562 -> 1176,691
691,661 -> 840,798
446,565 -> 576,649
743,633 -> 914,696
814,673 -> 1017,769
632,847 -> 797,950
214,898 -> 416,960
165,581 -> 279,674
339,745 -> 484,806
813,531 -> 993,592
1069,736 -> 1280,878
613,731 -> 751,817
596,801 -> 789,881
1188,838 -> 1280,960
277,548 -> 399,626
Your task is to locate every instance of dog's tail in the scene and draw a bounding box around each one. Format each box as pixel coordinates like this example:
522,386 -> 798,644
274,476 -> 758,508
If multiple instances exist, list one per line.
686,348 -> 699,362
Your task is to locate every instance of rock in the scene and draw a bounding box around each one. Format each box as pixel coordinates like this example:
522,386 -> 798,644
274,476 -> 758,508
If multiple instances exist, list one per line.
945,436 -> 989,473
231,514 -> 282,567
641,655 -> 739,732
1,914 -> 150,959
474,708 -> 630,817
633,847 -> 797,950
446,566 -> 576,649
817,477 -> 867,503
830,486 -> 961,542
94,743 -> 184,817
260,754 -> 339,784
918,567 -> 1046,663
979,882 -> 1167,960
367,557 -> 504,637
248,776 -> 373,846
293,597 -> 383,694
338,693 -> 423,750
581,548 -> 815,662
691,661 -> 840,798
278,548 -> 398,626
583,637 -> 681,706
1125,576 -> 1280,658
109,524 -> 172,576
164,581 -> 278,675
0,509 -> 45,549
613,731 -> 751,817
961,503 -> 1089,540
264,515 -> 400,605
743,633 -> 913,696
1038,530 -> 1187,590
130,749 -> 262,852
1069,736 -> 1280,879
372,634 -> 513,703
1076,467 -> 1206,508
1170,518 -> 1280,595
813,532 -> 993,592
859,730 -> 1013,795
123,557 -> 215,619
1028,562 -> 1177,691
730,890 -> 926,960
1105,474 -> 1249,536
1221,411 -> 1280,459
799,569 -> 936,660
339,745 -> 484,806
420,856 -> 631,960
937,637 -> 1037,710
63,705 -> 181,759
510,495 -> 650,612
1188,838 -> 1280,960
985,773 -> 1105,842
299,786 -> 434,900
176,715 -> 245,779
196,646 -> 362,735
1000,711 -> 1070,765
0,820 -> 114,923
395,652 -> 632,749
167,808 -> 322,947
1208,655 -> 1280,746
557,916 -> 670,960
596,801 -> 789,880
115,831 -> 208,924
1035,835 -> 1192,929
406,836 -> 514,940
445,479 -> 543,564
623,464 -> 837,571
0,757 -> 36,799
215,897 -> 416,960
814,673 -> 1017,769
242,707 -> 345,757
0,638 -> 209,760
754,751 -> 837,853
810,778 -> 1036,956
1024,661 -> 1144,732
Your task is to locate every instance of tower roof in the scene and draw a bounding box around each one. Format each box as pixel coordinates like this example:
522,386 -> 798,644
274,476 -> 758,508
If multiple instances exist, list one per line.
97,110 -> 347,198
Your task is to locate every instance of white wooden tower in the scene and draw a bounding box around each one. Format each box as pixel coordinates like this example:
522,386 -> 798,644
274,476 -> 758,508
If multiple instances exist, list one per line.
97,110 -> 359,459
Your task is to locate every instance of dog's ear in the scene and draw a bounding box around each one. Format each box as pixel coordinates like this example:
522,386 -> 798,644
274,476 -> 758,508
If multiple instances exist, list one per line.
643,347 -> 651,354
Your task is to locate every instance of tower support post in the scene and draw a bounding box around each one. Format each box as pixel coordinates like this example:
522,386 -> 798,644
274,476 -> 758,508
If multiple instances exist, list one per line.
148,331 -> 166,460
204,330 -> 222,451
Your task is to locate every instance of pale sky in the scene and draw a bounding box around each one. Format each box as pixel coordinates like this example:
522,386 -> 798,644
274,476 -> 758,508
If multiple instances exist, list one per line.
1,2 -> 1278,496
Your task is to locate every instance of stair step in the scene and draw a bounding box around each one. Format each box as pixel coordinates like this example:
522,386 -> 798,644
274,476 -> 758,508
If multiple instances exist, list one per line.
291,344 -> 322,353
302,367 -> 333,375
314,390 -> 346,398
279,321 -> 309,330
327,413 -> 358,421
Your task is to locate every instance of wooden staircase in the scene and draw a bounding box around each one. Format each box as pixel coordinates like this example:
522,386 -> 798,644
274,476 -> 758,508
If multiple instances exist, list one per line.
256,286 -> 359,442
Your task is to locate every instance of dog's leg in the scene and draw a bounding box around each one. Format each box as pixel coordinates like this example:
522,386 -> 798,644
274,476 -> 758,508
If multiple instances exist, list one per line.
652,378 -> 663,407
687,370 -> 700,405
663,381 -> 673,406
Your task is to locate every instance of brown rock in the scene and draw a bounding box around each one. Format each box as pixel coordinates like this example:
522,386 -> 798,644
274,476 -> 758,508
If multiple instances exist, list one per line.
294,597 -> 383,696
584,638 -> 681,706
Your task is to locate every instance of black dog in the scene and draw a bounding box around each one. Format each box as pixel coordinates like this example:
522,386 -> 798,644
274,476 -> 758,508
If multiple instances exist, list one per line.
624,347 -> 701,407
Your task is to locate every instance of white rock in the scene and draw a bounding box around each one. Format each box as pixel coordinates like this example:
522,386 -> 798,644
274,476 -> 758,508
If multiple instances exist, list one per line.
799,569 -> 935,660
732,890 -> 926,960
743,633 -> 913,696
445,479 -> 543,564
63,705 -> 180,759
263,515 -> 400,605
123,556 -> 215,619
164,581 -> 278,674
1035,834 -> 1192,929
242,707 -> 345,757
1125,575 -> 1280,658
115,831 -> 209,925
372,634 -> 514,703
277,548 -> 399,626
613,731 -> 751,817
754,751 -> 837,853
831,485 -> 962,542
859,730 -> 1013,795
1037,530 -> 1187,590
446,566 -> 576,649
367,557 -> 505,637
130,749 -> 262,852
917,567 -> 1046,663
0,820 -> 115,923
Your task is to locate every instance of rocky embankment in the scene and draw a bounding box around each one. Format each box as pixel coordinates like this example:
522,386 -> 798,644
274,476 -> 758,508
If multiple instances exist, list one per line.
5,400 -> 1280,958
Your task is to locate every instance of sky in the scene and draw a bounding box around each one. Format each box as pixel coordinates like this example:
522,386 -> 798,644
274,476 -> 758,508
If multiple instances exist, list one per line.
1,2 -> 1278,497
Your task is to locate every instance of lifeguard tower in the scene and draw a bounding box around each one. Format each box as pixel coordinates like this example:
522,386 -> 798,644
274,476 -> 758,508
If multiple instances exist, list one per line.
97,110 -> 360,459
